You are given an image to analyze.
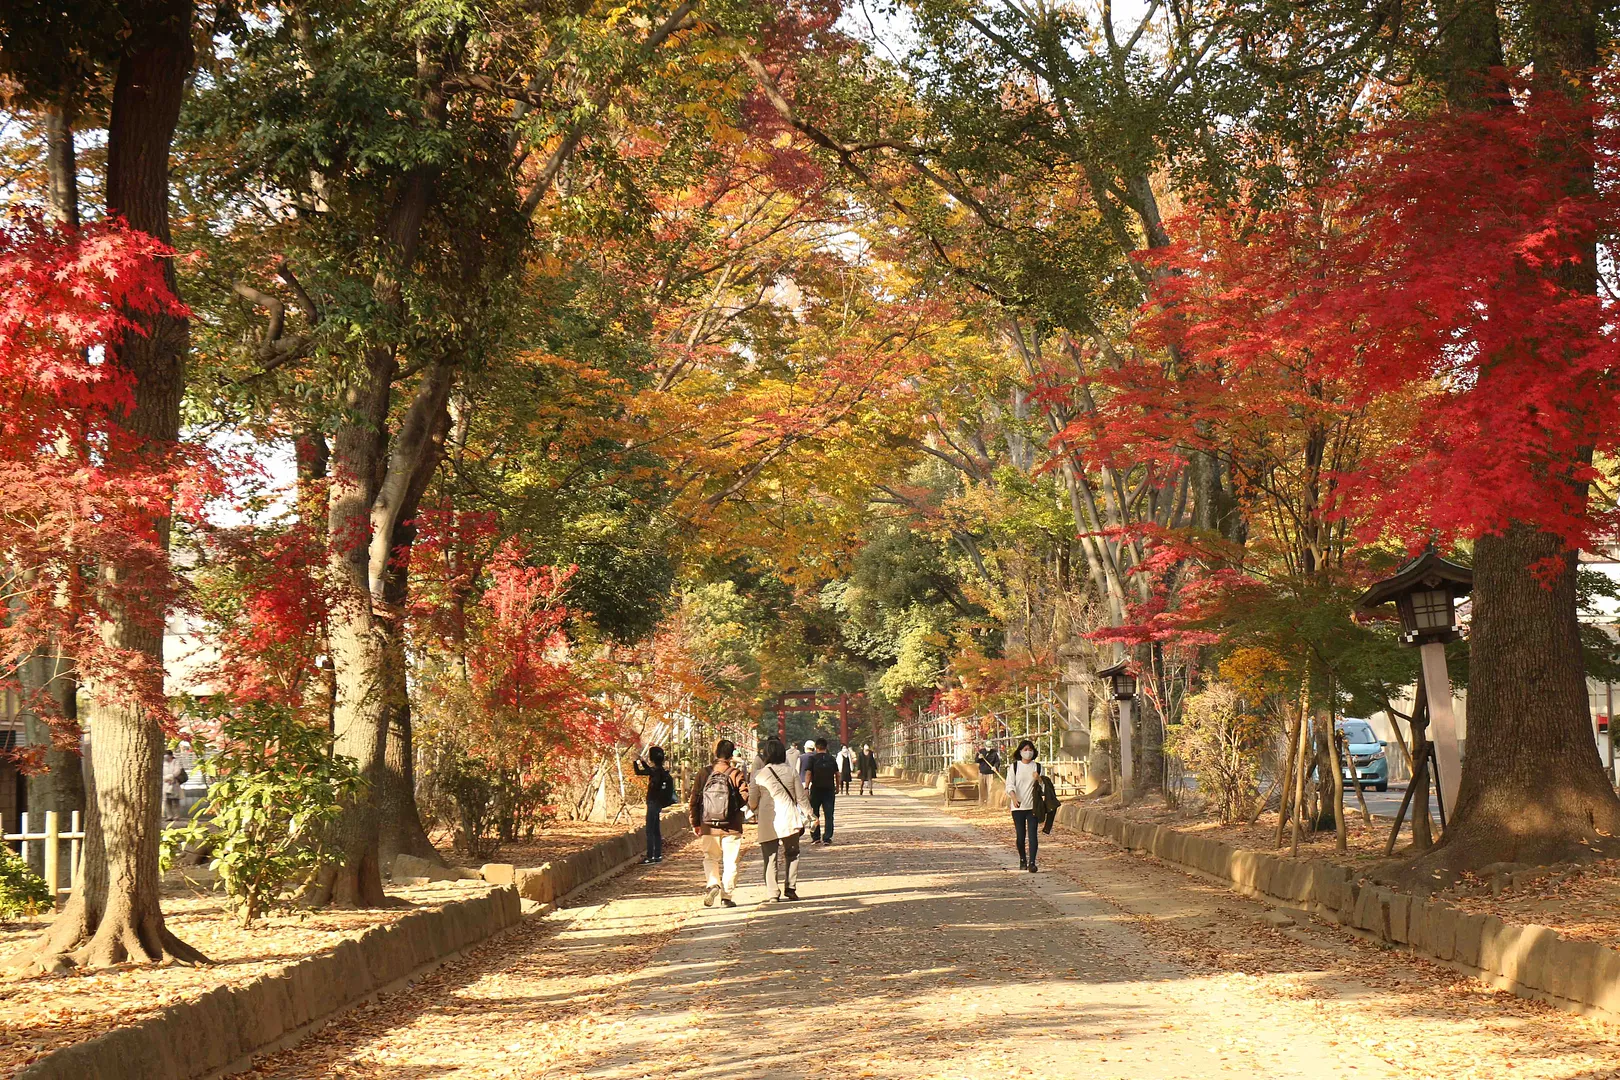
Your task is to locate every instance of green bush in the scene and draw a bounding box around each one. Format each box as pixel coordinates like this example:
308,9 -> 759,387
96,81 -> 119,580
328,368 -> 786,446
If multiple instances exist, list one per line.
0,844 -> 52,918
163,700 -> 362,927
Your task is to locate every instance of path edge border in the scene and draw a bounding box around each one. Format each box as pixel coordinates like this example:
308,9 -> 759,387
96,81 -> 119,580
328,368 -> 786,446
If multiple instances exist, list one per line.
16,808 -> 691,1080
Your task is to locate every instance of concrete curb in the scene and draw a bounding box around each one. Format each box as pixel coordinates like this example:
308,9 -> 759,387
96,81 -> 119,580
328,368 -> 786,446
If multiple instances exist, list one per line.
882,767 -> 1620,1025
18,808 -> 689,1080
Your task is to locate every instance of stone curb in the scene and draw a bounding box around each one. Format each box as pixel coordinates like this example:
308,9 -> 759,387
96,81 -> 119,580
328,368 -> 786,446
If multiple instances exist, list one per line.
18,807 -> 690,1080
881,766 -> 1620,1025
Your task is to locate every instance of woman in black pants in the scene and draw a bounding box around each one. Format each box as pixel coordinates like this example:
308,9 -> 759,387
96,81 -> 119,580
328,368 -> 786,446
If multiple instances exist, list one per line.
633,746 -> 676,863
1003,739 -> 1043,872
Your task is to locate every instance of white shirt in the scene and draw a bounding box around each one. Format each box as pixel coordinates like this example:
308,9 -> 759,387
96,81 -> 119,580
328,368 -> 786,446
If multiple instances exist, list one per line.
1005,759 -> 1040,810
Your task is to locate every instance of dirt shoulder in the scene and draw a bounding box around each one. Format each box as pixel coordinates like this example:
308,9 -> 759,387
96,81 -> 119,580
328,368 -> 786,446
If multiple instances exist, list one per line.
1051,789 -> 1620,949
0,818 -> 647,1076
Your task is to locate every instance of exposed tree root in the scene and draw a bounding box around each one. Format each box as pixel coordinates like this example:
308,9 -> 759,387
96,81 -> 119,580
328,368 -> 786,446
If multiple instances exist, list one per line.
307,854 -> 387,908
1384,804 -> 1620,893
5,905 -> 209,974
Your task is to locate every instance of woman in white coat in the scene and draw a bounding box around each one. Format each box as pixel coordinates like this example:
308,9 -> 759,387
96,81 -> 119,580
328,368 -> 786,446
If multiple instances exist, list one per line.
1005,738 -> 1043,873
749,736 -> 811,903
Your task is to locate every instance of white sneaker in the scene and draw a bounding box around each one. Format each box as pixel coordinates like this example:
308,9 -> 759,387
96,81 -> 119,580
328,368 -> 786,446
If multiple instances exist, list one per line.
703,885 -> 720,907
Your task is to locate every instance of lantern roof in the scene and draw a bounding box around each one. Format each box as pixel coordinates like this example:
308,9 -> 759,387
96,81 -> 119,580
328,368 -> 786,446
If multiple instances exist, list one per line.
1356,549 -> 1474,612
1095,660 -> 1132,679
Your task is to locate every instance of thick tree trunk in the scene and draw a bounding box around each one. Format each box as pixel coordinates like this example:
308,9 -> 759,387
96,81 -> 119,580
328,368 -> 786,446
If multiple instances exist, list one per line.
17,649 -> 85,876
1409,528 -> 1620,876
1395,0 -> 1620,878
314,587 -> 390,906
15,0 -> 205,969
1085,694 -> 1113,796
376,625 -> 440,867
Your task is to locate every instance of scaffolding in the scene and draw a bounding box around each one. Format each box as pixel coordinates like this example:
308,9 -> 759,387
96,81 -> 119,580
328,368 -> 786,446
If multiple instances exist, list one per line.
887,685 -> 1085,796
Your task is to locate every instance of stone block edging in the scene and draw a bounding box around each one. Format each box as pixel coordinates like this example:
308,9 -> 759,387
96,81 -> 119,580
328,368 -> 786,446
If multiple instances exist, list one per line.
880,762 -> 1620,1027
17,886 -> 523,1080
19,805 -> 690,1080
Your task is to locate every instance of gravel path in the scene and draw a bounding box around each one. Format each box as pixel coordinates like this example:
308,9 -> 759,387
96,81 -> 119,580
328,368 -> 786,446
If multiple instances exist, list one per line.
246,785 -> 1620,1079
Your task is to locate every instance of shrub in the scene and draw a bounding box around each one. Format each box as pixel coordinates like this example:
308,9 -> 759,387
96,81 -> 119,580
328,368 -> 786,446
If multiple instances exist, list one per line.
163,700 -> 362,927
1168,683 -> 1279,824
0,845 -> 52,918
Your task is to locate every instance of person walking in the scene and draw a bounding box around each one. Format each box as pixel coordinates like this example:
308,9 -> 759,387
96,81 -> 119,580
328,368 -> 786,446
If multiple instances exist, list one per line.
1005,739 -> 1046,872
803,737 -> 839,844
689,738 -> 750,907
749,737 -> 809,903
837,744 -> 853,795
975,743 -> 1001,803
633,746 -> 676,864
162,750 -> 186,823
857,744 -> 878,794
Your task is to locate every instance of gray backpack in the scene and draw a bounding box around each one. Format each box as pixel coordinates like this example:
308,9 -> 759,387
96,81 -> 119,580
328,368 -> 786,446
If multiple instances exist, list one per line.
701,768 -> 735,826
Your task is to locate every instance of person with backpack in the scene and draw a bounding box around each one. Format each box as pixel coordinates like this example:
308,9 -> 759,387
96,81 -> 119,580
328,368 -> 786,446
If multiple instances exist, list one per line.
857,744 -> 878,794
688,738 -> 750,907
1005,739 -> 1046,872
802,737 -> 840,844
975,743 -> 1001,803
749,737 -> 810,903
633,746 -> 676,864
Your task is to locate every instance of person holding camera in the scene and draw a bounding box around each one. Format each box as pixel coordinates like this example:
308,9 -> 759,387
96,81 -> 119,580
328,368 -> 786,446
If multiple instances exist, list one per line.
633,746 -> 676,864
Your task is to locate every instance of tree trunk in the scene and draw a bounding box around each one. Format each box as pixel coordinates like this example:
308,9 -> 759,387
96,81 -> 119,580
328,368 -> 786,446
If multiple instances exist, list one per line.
1410,527 -> 1620,875
314,587 -> 390,906
376,619 -> 440,868
1397,0 -> 1620,877
313,356 -> 453,904
18,98 -> 87,871
14,0 -> 205,969
17,648 -> 85,875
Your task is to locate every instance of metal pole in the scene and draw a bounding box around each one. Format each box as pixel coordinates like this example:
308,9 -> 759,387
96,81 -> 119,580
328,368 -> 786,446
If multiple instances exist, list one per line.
1417,642 -> 1461,814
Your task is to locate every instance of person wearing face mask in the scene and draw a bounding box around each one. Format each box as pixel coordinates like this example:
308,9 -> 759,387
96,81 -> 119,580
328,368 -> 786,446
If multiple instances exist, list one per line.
1005,739 -> 1045,872
857,744 -> 878,795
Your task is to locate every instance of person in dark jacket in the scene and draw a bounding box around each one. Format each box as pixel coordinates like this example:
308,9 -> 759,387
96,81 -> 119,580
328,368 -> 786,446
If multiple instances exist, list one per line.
633,746 -> 676,864
975,744 -> 1001,802
802,737 -> 839,844
688,738 -> 750,907
857,745 -> 878,794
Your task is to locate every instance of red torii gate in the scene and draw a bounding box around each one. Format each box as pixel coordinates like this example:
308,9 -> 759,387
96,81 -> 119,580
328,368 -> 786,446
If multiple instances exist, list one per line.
771,689 -> 866,747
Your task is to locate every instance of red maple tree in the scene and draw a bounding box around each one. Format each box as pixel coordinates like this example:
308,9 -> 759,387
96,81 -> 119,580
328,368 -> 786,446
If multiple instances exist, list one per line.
0,211 -> 202,732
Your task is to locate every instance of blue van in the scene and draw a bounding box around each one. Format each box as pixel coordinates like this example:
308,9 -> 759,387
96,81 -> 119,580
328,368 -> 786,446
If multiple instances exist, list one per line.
1337,718 -> 1389,791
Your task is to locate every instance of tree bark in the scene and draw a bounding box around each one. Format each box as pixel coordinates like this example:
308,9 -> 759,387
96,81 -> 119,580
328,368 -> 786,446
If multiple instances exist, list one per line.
1398,0 -> 1620,877
17,0 -> 204,966
1411,528 -> 1620,874
313,354 -> 453,904
1085,693 -> 1113,796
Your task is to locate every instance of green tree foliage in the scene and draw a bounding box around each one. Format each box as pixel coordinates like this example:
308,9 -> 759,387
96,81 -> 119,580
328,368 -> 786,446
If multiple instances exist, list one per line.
163,702 -> 363,928
0,848 -> 52,920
